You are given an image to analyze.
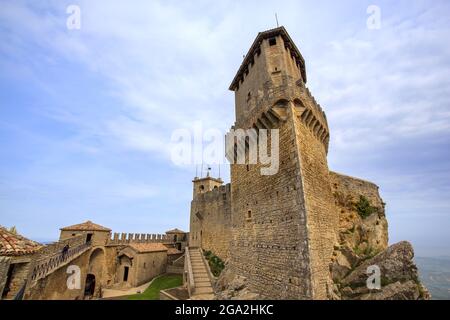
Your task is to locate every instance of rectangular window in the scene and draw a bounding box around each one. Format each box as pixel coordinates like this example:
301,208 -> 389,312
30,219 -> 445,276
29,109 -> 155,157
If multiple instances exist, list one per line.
269,37 -> 277,46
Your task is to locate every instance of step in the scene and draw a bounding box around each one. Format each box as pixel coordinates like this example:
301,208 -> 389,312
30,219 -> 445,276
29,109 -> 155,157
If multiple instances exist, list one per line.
192,265 -> 206,270
192,263 -> 206,268
194,287 -> 214,294
192,266 -> 206,270
193,273 -> 209,278
191,259 -> 204,263
195,280 -> 212,287
191,263 -> 205,268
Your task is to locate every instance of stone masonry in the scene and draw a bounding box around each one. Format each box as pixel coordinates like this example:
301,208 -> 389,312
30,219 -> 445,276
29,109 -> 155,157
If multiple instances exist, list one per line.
189,26 -> 428,300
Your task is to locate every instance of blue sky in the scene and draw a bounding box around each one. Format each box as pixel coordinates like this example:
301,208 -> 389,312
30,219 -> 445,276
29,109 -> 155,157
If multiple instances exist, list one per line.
0,0 -> 449,256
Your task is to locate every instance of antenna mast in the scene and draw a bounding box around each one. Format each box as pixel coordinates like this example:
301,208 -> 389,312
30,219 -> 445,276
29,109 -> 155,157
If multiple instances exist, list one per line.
275,13 -> 279,28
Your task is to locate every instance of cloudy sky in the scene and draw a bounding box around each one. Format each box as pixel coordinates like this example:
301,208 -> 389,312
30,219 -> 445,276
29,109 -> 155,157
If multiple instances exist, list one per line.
0,0 -> 449,256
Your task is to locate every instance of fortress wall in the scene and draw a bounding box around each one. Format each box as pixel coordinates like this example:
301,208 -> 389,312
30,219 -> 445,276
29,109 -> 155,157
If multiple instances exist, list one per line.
190,184 -> 232,260
109,232 -> 170,244
25,250 -> 90,300
102,246 -> 121,286
292,97 -> 339,299
229,112 -> 313,300
329,172 -> 383,208
329,171 -> 388,252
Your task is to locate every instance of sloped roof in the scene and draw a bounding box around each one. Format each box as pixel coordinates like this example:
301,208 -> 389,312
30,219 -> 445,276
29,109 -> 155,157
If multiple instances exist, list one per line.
60,220 -> 111,232
229,26 -> 307,91
165,228 -> 186,234
0,226 -> 42,256
128,243 -> 168,253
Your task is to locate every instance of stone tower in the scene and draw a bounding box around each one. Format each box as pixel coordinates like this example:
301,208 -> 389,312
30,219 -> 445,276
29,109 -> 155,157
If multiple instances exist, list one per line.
227,27 -> 338,299
189,174 -> 232,257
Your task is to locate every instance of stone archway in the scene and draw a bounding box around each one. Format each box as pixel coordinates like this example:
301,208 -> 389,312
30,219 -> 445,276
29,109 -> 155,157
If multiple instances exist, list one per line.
85,248 -> 105,297
84,274 -> 96,298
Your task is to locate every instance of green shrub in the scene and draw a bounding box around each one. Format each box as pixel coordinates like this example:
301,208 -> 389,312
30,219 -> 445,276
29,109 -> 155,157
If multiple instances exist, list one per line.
355,195 -> 377,219
203,250 -> 225,277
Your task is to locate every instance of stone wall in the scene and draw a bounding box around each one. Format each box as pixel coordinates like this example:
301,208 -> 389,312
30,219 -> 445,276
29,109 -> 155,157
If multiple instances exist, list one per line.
109,232 -> 171,244
329,171 -> 389,284
25,250 -> 90,300
291,96 -> 338,299
228,107 -> 313,299
0,257 -> 10,296
330,171 -> 388,252
134,251 -> 168,286
60,230 -> 110,247
190,184 -> 232,260
220,28 -> 338,299
2,260 -> 31,299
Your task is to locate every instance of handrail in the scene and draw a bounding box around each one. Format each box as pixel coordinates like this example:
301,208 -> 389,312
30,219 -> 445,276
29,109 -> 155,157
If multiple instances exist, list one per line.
185,247 -> 195,296
30,241 -> 92,281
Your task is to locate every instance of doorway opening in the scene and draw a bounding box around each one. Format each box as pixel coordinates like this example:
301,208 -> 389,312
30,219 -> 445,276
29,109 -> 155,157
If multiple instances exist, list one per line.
1,264 -> 15,299
84,274 -> 95,298
123,266 -> 129,282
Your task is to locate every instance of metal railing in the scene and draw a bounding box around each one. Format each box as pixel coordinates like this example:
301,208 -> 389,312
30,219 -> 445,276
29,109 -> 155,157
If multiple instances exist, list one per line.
30,241 -> 92,281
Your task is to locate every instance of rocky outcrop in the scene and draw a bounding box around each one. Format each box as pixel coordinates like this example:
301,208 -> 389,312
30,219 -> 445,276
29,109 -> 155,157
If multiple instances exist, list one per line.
328,172 -> 429,300
334,241 -> 430,300
215,267 -> 261,300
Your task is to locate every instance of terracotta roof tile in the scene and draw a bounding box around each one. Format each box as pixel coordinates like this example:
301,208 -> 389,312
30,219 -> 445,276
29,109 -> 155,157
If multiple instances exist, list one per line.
0,226 -> 42,256
128,243 -> 168,253
60,220 -> 111,232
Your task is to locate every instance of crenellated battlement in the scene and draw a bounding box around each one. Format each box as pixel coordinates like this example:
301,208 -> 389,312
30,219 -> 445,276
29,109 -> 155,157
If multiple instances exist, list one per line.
108,232 -> 172,245
194,183 -> 231,203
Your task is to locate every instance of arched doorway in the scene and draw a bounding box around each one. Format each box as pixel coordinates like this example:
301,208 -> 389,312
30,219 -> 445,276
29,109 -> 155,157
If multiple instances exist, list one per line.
85,248 -> 105,298
84,274 -> 96,298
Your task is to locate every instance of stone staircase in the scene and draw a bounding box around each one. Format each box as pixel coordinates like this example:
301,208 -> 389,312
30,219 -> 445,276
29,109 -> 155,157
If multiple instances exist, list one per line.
189,248 -> 214,296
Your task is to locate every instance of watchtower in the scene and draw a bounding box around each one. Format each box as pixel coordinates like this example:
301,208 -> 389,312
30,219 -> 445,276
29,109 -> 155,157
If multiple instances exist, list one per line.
227,27 -> 338,299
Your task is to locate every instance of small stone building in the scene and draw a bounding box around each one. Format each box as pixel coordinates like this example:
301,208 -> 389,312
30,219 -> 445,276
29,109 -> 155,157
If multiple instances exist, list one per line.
59,220 -> 112,246
116,243 -> 168,287
0,226 -> 42,299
